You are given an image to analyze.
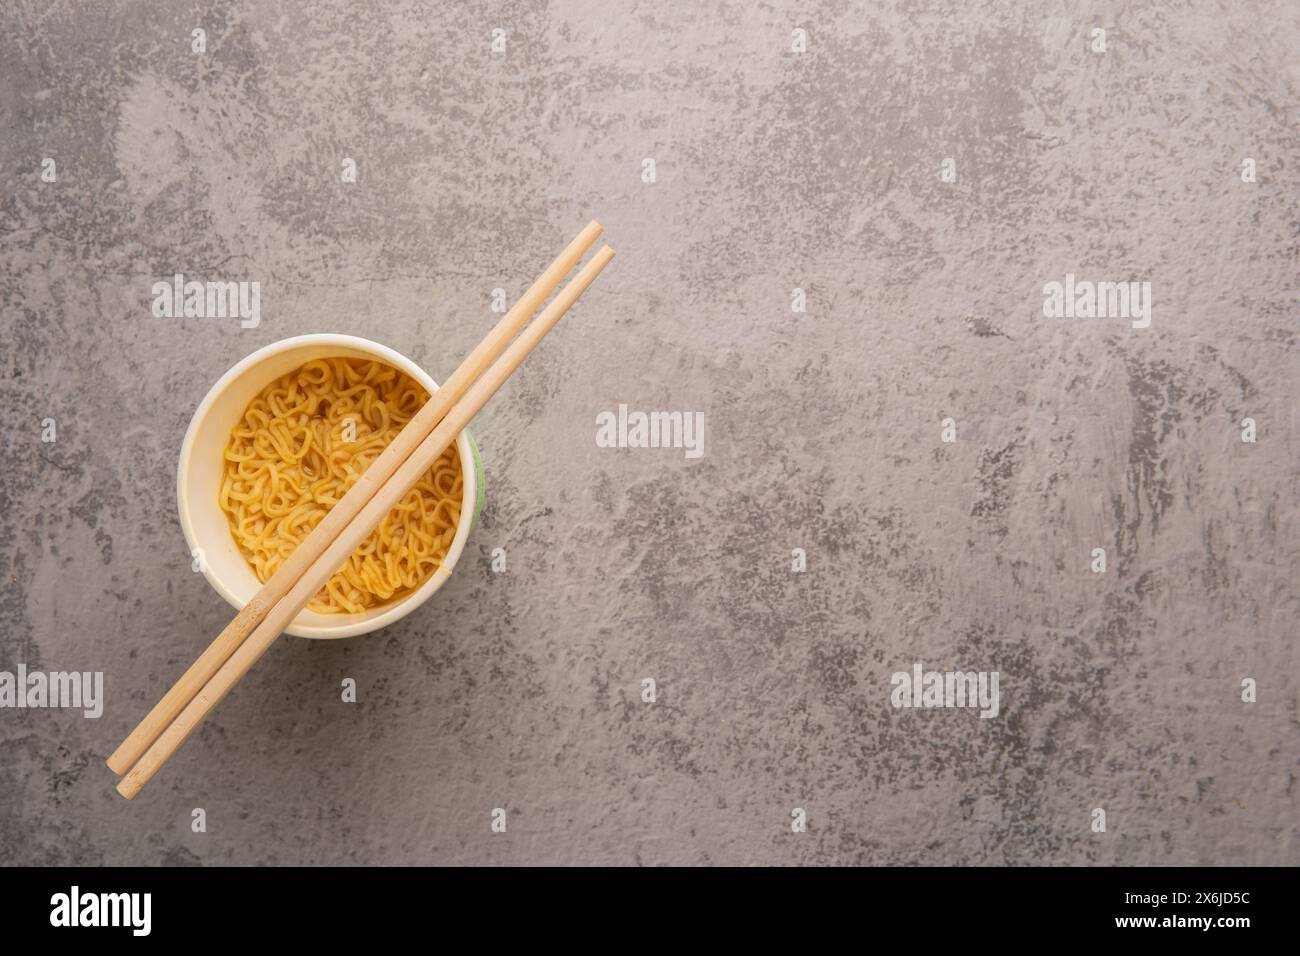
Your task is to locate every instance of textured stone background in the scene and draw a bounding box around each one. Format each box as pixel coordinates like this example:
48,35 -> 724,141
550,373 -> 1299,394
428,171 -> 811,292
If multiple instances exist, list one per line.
1,0 -> 1296,866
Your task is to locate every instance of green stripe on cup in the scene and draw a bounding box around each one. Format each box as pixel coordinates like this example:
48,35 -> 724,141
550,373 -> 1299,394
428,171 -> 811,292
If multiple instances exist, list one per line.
464,428 -> 485,533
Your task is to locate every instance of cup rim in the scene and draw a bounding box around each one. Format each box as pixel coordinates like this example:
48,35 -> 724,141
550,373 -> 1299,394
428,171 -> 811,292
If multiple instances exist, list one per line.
176,333 -> 479,639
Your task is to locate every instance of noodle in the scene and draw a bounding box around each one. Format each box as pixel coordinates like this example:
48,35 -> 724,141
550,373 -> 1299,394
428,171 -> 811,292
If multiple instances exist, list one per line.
219,357 -> 463,614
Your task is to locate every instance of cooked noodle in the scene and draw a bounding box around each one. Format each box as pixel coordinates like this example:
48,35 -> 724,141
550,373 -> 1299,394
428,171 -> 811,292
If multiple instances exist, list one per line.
219,357 -> 463,614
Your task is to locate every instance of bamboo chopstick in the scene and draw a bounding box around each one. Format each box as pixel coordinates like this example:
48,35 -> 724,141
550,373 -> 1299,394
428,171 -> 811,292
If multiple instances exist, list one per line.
106,221 -> 604,778
114,243 -> 615,799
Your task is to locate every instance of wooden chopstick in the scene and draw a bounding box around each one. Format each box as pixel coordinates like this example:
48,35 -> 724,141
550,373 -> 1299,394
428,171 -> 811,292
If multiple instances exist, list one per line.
115,244 -> 616,799
106,221 -> 604,778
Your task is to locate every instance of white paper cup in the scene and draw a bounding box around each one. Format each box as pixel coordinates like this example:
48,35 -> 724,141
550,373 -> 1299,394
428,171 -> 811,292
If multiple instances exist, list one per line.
176,334 -> 484,639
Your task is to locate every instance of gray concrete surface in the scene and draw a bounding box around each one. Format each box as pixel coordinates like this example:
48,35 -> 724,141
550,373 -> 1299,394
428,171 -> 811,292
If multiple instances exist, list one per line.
1,0 -> 1296,866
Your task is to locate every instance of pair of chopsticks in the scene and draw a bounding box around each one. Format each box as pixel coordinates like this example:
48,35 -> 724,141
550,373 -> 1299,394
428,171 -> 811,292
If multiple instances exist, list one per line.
107,221 -> 614,799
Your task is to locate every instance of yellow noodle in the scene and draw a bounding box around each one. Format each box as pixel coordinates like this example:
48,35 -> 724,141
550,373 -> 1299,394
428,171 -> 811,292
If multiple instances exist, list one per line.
219,356 -> 463,614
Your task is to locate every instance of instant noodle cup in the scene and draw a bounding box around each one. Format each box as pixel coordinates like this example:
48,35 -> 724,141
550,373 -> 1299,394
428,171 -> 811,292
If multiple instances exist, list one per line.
177,334 -> 485,638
